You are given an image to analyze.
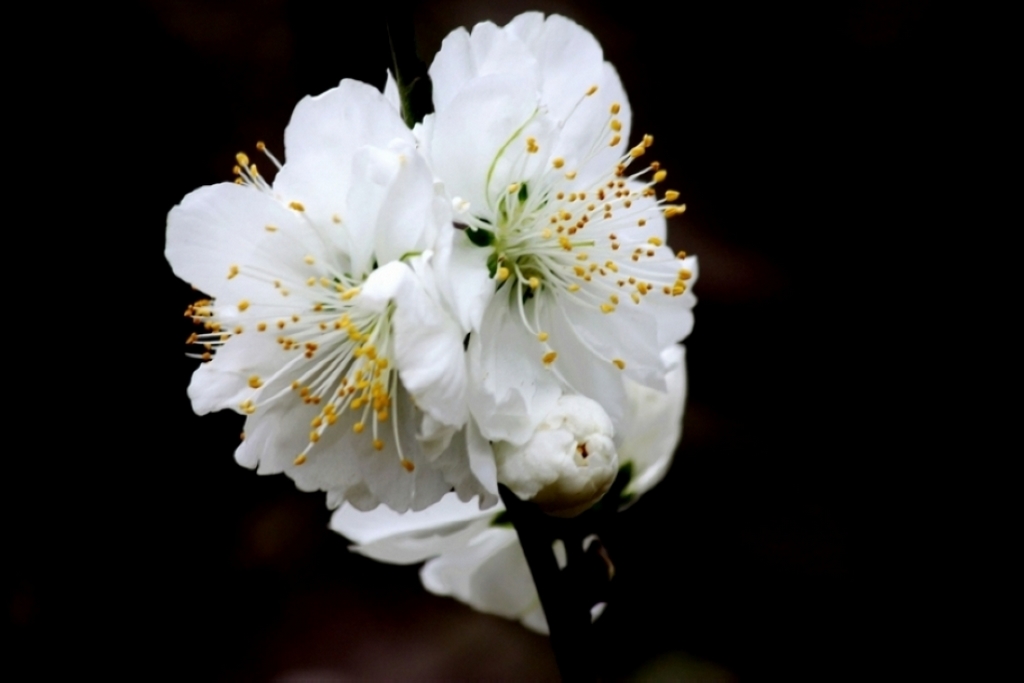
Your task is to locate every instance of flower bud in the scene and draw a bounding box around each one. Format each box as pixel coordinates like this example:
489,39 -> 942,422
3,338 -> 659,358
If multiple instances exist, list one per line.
495,395 -> 618,517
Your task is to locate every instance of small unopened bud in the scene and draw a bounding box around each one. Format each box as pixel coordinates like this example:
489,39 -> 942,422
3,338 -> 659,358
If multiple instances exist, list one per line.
495,395 -> 618,517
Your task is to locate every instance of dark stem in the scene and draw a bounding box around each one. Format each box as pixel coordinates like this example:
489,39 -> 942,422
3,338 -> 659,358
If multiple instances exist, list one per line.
500,485 -> 612,682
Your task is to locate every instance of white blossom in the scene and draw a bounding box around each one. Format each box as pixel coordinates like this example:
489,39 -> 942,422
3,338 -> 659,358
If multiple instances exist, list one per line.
167,79 -> 493,512
419,12 -> 698,445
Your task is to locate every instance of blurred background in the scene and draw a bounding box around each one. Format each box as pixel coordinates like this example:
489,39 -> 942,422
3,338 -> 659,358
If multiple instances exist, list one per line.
12,0 -> 957,679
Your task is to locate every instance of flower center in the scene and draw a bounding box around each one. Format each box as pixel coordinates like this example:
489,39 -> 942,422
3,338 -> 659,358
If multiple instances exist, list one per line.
457,88 -> 692,373
186,155 -> 415,471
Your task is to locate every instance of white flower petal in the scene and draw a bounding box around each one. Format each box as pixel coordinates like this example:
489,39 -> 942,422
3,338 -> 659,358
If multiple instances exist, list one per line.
273,80 -> 414,231
506,13 -> 605,125
433,229 -> 495,333
468,291 -> 561,444
420,527 -> 540,623
330,491 -> 495,564
623,345 -> 687,497
429,23 -> 539,114
391,256 -> 470,429
166,183 -> 313,299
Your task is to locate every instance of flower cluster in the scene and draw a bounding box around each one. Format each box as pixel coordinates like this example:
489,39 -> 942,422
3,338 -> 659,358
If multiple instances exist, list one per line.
167,13 -> 696,519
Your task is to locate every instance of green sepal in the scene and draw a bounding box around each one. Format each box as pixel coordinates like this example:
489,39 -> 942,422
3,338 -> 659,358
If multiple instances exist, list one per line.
466,227 -> 495,247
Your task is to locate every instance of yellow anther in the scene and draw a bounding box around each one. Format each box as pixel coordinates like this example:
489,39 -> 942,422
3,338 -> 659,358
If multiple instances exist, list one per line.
665,190 -> 680,201
637,282 -> 649,295
249,164 -> 259,177
664,205 -> 687,218
673,285 -> 686,296
353,422 -> 365,434
537,332 -> 549,342
638,218 -> 647,227
678,269 -> 693,280
568,283 -> 581,292
341,288 -> 360,300
232,165 -> 242,176
612,358 -> 626,370
289,201 -> 305,212
586,85 -> 598,96
256,141 -> 266,151
605,260 -> 619,272
256,322 -> 267,332
543,351 -> 558,365
377,410 -> 388,422
401,459 -> 416,472
611,119 -> 622,132
631,292 -> 640,304
600,303 -> 615,314
653,170 -> 667,183
235,152 -> 250,166
609,294 -> 619,304
234,177 -> 244,185
248,375 -> 263,389
303,254 -> 315,265
569,192 -> 578,202
227,264 -> 239,279
609,134 -> 621,147
311,416 -> 323,428
610,102 -> 621,114
373,439 -> 384,451
306,277 -> 316,286
332,213 -> 341,223
264,224 -> 278,233
526,137 -> 539,153
528,276 -> 540,291
643,134 -> 654,147
576,253 -> 588,261
552,157 -> 565,169
293,454 -> 307,466
648,236 -> 663,247
629,145 -> 646,159
565,171 -> 577,180
327,414 -> 338,426
237,299 -> 250,312
309,431 -> 320,443
508,183 -> 520,194
677,250 -> 688,259
560,211 -> 573,221
541,228 -> 552,239
496,267 -> 510,282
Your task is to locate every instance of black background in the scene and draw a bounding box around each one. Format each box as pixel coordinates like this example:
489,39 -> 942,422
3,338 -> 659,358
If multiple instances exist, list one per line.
12,0 -> 962,680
